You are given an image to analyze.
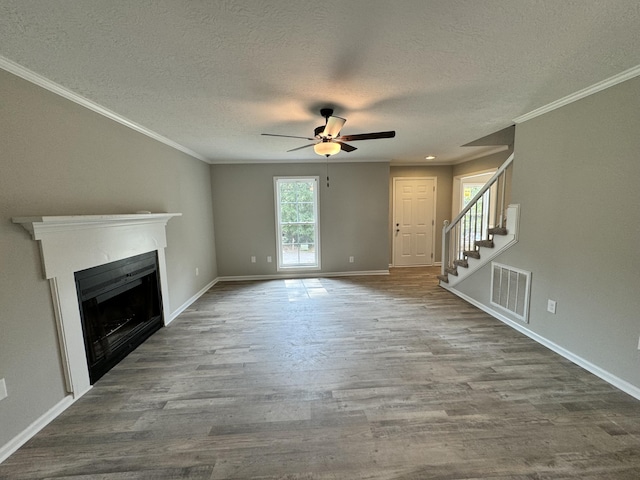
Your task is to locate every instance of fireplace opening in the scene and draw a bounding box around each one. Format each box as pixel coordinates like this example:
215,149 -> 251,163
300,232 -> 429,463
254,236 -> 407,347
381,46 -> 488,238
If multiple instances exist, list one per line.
75,251 -> 163,384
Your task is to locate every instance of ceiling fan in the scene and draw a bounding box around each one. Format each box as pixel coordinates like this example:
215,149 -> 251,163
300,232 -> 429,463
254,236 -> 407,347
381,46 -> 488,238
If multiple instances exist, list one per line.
262,108 -> 396,157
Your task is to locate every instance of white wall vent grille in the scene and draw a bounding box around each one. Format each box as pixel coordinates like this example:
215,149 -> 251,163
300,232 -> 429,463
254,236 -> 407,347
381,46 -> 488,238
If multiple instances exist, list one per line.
490,262 -> 531,323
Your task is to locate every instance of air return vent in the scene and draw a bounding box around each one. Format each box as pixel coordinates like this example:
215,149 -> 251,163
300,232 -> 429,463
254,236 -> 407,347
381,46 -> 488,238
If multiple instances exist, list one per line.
490,262 -> 531,322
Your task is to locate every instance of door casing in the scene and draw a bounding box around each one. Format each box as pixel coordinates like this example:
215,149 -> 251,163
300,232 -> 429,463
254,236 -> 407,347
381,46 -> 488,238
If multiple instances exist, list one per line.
392,177 -> 437,267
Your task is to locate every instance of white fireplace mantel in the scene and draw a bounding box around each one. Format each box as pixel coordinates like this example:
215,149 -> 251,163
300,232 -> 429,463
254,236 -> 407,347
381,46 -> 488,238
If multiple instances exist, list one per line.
13,213 -> 181,398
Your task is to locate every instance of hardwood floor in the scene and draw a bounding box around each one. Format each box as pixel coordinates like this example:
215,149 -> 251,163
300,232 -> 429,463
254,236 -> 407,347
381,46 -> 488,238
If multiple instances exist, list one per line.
2,267 -> 640,479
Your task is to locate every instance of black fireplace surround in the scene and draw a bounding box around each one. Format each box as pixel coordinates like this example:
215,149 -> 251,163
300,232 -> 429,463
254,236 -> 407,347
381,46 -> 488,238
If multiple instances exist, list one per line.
75,251 -> 163,384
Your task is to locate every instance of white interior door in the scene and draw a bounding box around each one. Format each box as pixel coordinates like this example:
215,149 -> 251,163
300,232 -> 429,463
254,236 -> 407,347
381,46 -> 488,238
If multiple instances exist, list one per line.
393,177 -> 435,266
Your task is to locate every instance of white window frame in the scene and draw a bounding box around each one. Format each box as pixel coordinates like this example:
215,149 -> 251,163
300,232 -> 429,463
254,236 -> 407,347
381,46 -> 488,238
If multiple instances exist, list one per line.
274,176 -> 321,271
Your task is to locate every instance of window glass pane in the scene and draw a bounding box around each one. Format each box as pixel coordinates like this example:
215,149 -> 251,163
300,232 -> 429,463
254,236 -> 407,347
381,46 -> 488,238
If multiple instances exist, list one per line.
296,182 -> 314,202
298,202 -> 314,222
280,224 -> 297,245
280,203 -> 298,223
282,243 -> 300,265
279,182 -> 295,199
297,224 -> 315,245
275,177 -> 319,269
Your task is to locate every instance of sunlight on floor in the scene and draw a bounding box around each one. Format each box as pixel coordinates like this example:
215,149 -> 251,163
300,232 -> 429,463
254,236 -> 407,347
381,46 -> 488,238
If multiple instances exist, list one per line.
284,278 -> 328,301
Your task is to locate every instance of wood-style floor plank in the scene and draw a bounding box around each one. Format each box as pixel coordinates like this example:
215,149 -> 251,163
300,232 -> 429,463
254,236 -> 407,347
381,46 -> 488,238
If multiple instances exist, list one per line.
2,267 -> 640,479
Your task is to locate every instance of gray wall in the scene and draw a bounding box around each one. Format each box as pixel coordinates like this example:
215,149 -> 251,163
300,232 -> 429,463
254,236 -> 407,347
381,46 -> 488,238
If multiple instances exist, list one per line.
0,70 -> 218,448
452,148 -> 513,178
454,76 -> 640,389
211,162 -> 390,276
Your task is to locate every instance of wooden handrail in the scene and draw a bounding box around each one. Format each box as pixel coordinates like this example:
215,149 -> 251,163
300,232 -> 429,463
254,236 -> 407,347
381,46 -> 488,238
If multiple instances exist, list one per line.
444,153 -> 514,234
441,153 -> 514,276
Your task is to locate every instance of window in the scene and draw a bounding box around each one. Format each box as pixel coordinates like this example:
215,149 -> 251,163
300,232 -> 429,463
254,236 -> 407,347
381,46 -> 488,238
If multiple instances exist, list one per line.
274,177 -> 320,270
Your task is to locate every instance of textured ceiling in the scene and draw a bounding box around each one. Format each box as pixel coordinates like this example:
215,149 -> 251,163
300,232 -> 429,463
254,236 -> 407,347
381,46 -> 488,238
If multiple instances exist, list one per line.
1,0 -> 639,164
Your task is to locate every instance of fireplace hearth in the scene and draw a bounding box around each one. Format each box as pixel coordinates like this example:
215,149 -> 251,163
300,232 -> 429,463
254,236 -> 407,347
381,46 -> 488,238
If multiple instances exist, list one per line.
75,251 -> 163,383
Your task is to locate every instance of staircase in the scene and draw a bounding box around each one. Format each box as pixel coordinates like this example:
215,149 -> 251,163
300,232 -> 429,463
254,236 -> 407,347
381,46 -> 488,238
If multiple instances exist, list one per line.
438,154 -> 518,287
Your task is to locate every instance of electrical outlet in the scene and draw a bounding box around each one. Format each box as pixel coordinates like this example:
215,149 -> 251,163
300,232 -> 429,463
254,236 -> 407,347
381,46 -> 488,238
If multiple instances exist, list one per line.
0,378 -> 7,402
250,256 -> 256,263
349,256 -> 354,263
267,256 -> 272,263
547,299 -> 557,314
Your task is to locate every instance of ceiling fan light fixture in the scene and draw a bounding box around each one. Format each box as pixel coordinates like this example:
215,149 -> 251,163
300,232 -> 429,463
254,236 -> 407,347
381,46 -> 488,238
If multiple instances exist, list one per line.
262,108 -> 395,157
314,141 -> 341,157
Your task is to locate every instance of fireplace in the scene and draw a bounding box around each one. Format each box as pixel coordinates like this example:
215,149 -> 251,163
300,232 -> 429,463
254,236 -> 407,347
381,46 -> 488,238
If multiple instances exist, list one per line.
75,251 -> 163,383
12,213 -> 181,397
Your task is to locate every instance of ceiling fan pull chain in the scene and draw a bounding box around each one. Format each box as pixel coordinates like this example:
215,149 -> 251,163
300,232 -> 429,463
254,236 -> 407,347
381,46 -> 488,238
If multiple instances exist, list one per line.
326,159 -> 330,188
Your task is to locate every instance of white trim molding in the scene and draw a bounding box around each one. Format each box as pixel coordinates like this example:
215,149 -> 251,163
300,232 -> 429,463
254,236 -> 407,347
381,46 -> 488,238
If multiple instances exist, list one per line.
391,176 -> 438,268
218,270 -> 389,282
442,285 -> 640,401
0,56 -> 209,163
12,213 -> 181,398
168,278 -> 219,324
0,395 -> 76,464
514,64 -> 640,123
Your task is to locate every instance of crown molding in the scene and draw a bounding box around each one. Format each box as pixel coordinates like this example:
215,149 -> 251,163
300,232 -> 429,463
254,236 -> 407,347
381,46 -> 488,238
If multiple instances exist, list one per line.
209,157 -> 392,165
391,145 -> 510,167
0,56 -> 210,163
449,145 -> 510,165
514,64 -> 640,124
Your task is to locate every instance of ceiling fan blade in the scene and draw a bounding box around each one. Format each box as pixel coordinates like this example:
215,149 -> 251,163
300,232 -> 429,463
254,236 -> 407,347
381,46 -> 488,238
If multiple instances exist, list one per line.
337,130 -> 396,142
286,143 -> 316,152
337,142 -> 357,152
322,116 -> 346,138
262,133 -> 316,141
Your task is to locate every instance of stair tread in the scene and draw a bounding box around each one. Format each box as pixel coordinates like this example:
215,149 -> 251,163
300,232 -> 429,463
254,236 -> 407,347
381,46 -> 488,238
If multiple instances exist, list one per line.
453,259 -> 468,268
475,240 -> 494,248
488,227 -> 508,235
437,274 -> 449,283
464,250 -> 481,259
445,267 -> 458,276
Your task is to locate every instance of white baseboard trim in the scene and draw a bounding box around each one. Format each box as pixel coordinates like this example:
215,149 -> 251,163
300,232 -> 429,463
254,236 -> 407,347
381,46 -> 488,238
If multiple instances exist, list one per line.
0,393 -> 79,464
218,270 -> 389,282
391,264 -> 441,268
167,278 -> 219,325
443,285 -> 640,401
1,277 -> 222,465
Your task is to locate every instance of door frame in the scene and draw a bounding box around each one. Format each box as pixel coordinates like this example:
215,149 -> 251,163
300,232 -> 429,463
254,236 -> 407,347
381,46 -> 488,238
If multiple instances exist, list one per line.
391,176 -> 438,267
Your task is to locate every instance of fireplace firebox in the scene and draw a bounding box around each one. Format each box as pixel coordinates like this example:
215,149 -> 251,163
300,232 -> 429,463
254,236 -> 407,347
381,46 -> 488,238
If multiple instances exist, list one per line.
75,251 -> 163,383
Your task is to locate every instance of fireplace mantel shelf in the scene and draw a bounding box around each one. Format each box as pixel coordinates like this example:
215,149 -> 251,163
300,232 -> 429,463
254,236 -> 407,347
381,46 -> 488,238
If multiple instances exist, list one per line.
13,213 -> 181,237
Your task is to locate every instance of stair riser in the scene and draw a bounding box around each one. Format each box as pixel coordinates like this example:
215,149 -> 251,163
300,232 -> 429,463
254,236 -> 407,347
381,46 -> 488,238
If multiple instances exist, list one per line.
439,204 -> 520,287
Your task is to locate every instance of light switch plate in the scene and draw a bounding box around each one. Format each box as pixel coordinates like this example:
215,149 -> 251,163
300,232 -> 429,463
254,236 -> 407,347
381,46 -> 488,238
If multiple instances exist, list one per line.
547,299 -> 557,314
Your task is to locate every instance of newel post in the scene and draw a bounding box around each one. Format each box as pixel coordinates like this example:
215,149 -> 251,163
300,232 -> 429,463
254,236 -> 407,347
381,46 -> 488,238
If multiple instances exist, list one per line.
442,220 -> 450,276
